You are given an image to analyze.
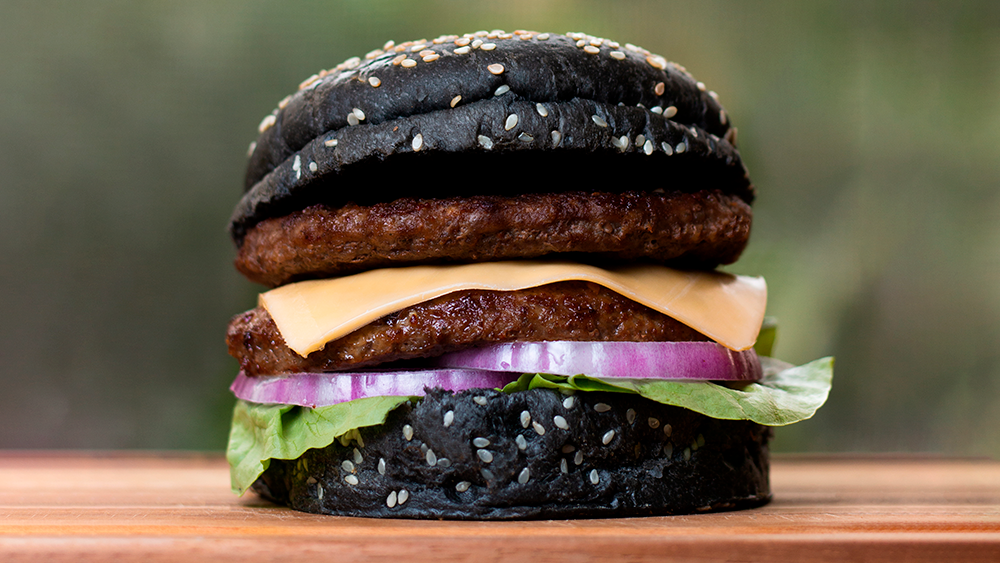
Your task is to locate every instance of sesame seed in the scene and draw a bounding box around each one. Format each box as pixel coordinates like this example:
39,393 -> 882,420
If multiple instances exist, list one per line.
298,74 -> 320,90
561,445 -> 575,453
697,81 -> 706,91
472,39 -> 483,49
697,433 -> 706,448
594,403 -> 611,413
505,113 -> 518,130
347,113 -> 359,126
518,132 -> 533,142
664,423 -> 673,437
278,95 -> 291,109
454,46 -> 471,54
419,49 -> 435,57
437,458 -> 451,467
675,142 -> 686,153
636,134 -> 646,146
515,434 -> 528,450
365,48 -> 383,60
536,33 -> 550,40
403,424 -> 414,441
574,451 -> 584,465
353,448 -> 363,464
626,408 -> 637,424
611,135 -> 629,150
553,415 -> 569,429
292,155 -> 301,180
410,44 -> 427,52
386,491 -> 397,508
562,396 -> 575,409
425,449 -> 437,466
378,457 -> 386,475
520,410 -> 531,428
719,109 -> 727,124
450,95 -> 462,107
684,447 -> 691,461
443,410 -> 454,427
317,486 -> 323,500
422,54 -> 440,62
560,458 -> 569,473
343,56 -> 360,69
258,114 -> 276,133
518,467 -> 531,484
602,430 -> 615,445
368,76 -> 381,87
306,476 -> 317,485
591,115 -> 608,127
664,105 -> 678,118
401,58 -> 417,68
487,63 -> 505,75
532,421 -> 546,435
324,138 -> 338,148
691,440 -> 699,452
247,141 -> 256,157
455,37 -> 470,46
550,130 -> 562,147
352,108 -> 366,121
648,417 -> 660,429
383,40 -> 395,50
345,475 -> 359,485
590,469 -> 600,484
584,45 -> 600,55
473,437 -> 490,448
481,468 -> 495,481
725,127 -> 738,145
397,489 -> 409,504
481,42 -> 497,51
473,395 -> 487,405
494,84 -> 510,96
664,443 -> 674,458
412,133 -> 423,151
477,135 -> 494,149
610,51 -> 626,60
455,481 -> 471,492
661,142 -> 673,155
643,139 -> 654,154
308,161 -> 318,173
646,55 -> 666,69
654,82 -> 665,96
391,54 -> 406,65
342,460 -> 355,472
535,103 -> 549,117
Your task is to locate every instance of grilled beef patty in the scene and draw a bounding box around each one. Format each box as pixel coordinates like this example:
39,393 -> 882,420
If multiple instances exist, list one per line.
228,281 -> 710,376
236,190 -> 751,287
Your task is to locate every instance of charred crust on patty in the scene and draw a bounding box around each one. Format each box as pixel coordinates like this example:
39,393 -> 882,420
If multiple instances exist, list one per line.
253,388 -> 772,519
228,281 -> 712,376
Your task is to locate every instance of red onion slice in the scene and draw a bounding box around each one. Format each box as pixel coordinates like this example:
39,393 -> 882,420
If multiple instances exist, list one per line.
230,368 -> 521,408
434,341 -> 762,381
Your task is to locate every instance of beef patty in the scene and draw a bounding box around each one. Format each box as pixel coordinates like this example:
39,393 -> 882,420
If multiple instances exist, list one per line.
228,281 -> 710,376
236,190 -> 751,287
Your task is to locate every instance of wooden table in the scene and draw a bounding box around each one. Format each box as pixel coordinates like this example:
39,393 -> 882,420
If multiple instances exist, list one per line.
1,452 -> 998,561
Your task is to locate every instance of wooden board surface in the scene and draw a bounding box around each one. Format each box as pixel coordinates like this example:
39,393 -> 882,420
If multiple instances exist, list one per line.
1,452 -> 999,561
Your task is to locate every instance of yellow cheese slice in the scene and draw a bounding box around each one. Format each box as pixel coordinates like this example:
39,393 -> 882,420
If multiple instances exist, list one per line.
260,261 -> 767,357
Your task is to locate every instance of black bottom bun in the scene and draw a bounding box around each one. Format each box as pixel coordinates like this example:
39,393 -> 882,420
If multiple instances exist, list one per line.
252,387 -> 772,519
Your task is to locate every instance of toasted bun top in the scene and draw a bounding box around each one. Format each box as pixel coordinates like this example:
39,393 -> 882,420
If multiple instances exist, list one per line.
231,30 -> 752,242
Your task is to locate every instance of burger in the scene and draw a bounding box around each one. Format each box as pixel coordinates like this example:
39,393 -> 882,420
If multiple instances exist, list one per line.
224,30 -> 833,519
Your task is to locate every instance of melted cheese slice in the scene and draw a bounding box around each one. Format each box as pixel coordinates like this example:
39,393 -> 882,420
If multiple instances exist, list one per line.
260,261 -> 767,357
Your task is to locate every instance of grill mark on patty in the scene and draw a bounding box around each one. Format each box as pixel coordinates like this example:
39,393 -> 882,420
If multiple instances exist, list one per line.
227,281 -> 711,376
236,190 -> 751,287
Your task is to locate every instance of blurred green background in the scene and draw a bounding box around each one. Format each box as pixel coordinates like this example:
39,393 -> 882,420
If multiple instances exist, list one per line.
2,0 -> 998,454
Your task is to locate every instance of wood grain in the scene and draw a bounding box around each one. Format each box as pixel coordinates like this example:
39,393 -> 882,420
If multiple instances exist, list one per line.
1,452 -> 999,562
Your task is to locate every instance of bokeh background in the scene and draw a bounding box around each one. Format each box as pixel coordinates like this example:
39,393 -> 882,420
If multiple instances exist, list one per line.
2,0 -> 998,454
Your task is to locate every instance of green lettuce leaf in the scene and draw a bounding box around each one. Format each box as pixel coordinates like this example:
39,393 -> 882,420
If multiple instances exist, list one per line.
227,357 -> 833,495
227,395 -> 413,494
501,356 -> 833,426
